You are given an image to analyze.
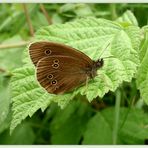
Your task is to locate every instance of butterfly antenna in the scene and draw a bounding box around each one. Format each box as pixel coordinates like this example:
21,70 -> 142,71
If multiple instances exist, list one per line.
102,55 -> 115,59
98,43 -> 110,59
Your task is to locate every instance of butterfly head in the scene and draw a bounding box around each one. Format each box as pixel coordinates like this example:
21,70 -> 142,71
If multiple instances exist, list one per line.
95,58 -> 104,69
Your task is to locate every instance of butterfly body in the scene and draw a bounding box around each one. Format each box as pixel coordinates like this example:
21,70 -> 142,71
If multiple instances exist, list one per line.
29,41 -> 104,94
86,59 -> 104,79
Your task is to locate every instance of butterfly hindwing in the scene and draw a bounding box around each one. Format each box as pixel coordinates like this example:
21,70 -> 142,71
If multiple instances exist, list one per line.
36,56 -> 89,94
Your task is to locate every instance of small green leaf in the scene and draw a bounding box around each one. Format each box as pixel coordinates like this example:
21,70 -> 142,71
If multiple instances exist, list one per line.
116,10 -> 138,26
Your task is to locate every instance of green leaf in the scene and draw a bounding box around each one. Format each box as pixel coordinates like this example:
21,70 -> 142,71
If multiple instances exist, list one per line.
9,66 -> 54,134
0,35 -> 24,71
72,4 -> 94,17
83,111 -> 113,144
34,18 -> 140,101
10,18 -> 140,133
118,109 -> 148,144
59,4 -> 93,18
0,112 -> 11,134
10,65 -> 74,134
52,13 -> 63,24
50,100 -> 93,144
32,11 -> 49,29
0,4 -> 38,38
83,107 -> 148,144
0,73 -> 11,133
0,122 -> 35,144
124,26 -> 142,51
116,10 -> 138,26
136,29 -> 148,105
0,85 -> 10,125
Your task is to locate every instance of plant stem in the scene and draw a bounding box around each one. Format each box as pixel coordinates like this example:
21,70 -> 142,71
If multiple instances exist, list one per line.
112,88 -> 121,144
40,4 -> 52,25
0,68 -> 6,73
22,4 -> 34,36
110,4 -> 118,20
0,41 -> 30,49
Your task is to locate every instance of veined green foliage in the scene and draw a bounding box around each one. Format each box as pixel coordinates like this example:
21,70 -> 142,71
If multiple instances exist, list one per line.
116,10 -> 138,26
83,107 -> 148,144
136,28 -> 148,105
10,17 -> 141,133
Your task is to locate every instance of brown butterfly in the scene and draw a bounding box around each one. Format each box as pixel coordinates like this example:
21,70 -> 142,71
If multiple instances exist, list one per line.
29,41 -> 104,94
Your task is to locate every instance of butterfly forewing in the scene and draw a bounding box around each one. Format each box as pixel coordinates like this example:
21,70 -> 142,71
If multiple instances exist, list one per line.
29,41 -> 92,66
36,56 -> 90,94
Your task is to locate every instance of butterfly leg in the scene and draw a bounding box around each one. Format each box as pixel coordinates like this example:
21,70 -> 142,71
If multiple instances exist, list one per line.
84,76 -> 89,96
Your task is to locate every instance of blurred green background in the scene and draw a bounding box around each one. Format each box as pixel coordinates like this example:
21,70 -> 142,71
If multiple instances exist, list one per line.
0,3 -> 148,145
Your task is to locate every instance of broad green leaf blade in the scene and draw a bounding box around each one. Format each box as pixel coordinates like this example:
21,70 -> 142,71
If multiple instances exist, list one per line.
59,4 -> 94,18
0,122 -> 35,144
50,100 -> 93,144
83,111 -> 113,144
0,86 -> 10,125
118,108 -> 148,144
10,18 -> 141,133
10,66 -> 74,134
116,10 -> 138,26
0,4 -> 38,37
82,29 -> 140,101
124,26 -> 142,51
0,74 -> 11,134
9,66 -> 53,134
136,29 -> 148,105
0,112 -> 11,134
34,18 -> 140,102
83,107 -> 148,144
0,35 -> 24,71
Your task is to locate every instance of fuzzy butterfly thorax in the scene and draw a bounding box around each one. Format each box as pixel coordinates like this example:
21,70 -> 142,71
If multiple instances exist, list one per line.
85,59 -> 104,79
29,41 -> 104,94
